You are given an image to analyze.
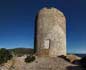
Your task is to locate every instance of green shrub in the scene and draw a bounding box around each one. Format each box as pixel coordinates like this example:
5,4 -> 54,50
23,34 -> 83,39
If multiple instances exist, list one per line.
25,55 -> 35,63
0,48 -> 13,64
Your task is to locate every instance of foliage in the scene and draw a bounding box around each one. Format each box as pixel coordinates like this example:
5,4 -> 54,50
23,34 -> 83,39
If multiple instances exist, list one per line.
0,48 -> 13,64
25,55 -> 35,63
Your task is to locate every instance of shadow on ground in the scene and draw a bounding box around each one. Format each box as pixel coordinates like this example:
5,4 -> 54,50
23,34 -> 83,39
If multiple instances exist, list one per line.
66,66 -> 86,70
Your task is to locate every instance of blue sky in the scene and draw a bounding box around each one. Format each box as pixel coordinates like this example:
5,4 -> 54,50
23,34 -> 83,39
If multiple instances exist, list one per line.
0,0 -> 86,53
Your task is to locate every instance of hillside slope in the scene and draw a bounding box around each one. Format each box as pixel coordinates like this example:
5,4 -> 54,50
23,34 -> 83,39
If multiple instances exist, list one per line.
0,56 -> 84,70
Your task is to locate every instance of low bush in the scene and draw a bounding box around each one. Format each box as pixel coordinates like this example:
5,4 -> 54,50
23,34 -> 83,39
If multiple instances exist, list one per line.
25,55 -> 35,63
0,48 -> 13,64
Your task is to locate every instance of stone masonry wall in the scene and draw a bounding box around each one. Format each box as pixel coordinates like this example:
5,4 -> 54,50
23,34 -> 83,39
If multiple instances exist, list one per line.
35,7 -> 66,57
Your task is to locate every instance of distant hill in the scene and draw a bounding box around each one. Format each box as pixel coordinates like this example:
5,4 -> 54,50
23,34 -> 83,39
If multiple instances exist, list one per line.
8,48 -> 34,56
75,54 -> 86,58
67,53 -> 86,58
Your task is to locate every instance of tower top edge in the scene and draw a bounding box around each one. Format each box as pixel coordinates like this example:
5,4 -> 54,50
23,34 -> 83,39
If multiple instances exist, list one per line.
39,7 -> 64,16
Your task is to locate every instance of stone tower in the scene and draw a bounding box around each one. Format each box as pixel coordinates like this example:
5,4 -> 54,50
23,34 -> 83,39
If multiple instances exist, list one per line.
34,7 -> 66,57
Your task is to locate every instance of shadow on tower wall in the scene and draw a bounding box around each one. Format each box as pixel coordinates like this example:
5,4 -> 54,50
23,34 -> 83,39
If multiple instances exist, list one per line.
34,13 -> 38,54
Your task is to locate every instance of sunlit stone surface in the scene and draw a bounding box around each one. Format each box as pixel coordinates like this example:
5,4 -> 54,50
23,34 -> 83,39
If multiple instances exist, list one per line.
35,7 -> 66,57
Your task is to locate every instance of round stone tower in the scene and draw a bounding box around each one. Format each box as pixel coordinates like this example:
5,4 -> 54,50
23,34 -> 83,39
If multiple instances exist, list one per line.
34,7 -> 66,57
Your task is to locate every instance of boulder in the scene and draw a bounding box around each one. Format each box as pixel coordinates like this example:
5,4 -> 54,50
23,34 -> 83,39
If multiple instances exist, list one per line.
66,55 -> 81,63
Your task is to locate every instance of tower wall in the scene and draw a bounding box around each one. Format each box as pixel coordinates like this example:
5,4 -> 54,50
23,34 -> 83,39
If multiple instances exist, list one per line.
35,7 -> 66,57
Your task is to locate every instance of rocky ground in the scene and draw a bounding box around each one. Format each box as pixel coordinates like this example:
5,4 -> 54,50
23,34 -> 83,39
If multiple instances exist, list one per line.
0,55 -> 85,70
